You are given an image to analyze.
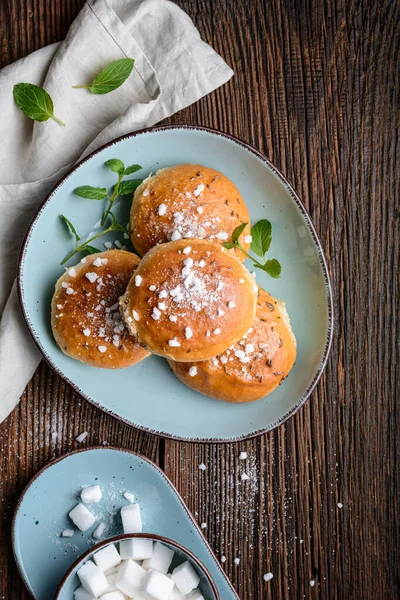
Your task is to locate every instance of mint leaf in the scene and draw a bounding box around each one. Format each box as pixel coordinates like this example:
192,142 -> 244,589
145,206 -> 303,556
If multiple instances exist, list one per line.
84,245 -> 100,255
73,58 -> 135,95
13,83 -> 65,126
105,158 -> 125,174
124,164 -> 142,176
74,186 -> 108,200
222,242 -> 236,250
60,215 -> 80,243
108,212 -> 126,232
118,179 -> 143,196
231,222 -> 247,245
262,259 -> 281,278
251,220 -> 272,258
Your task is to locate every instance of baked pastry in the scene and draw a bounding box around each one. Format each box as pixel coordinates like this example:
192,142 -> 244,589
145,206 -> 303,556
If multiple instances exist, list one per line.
51,250 -> 150,368
120,239 -> 258,361
168,287 -> 296,402
130,164 -> 251,260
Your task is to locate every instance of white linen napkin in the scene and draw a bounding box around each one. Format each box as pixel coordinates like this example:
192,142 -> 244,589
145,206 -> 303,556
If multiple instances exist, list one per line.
0,0 -> 233,421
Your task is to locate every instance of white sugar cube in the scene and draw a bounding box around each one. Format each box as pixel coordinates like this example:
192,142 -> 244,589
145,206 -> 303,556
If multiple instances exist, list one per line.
187,591 -> 205,600
69,503 -> 96,532
61,529 -> 74,538
73,586 -> 94,600
120,538 -> 153,560
94,544 -> 121,572
99,592 -> 125,600
141,569 -> 174,600
77,560 -> 109,597
169,584 -> 186,600
93,522 -> 106,540
116,559 -> 147,597
105,571 -> 117,591
81,485 -> 102,504
121,503 -> 142,534
171,561 -> 200,595
142,541 -> 174,574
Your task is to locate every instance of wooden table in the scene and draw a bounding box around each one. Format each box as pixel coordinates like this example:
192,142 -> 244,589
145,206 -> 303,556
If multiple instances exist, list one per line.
1,1 -> 399,598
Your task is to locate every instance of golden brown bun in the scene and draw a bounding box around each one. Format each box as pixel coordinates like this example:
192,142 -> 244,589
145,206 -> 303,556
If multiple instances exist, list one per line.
168,288 -> 296,402
130,164 -> 250,261
120,239 -> 257,361
51,250 -> 150,368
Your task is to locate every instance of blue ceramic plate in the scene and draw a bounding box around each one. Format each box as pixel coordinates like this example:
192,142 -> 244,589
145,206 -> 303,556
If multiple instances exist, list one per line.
12,447 -> 238,600
18,125 -> 333,441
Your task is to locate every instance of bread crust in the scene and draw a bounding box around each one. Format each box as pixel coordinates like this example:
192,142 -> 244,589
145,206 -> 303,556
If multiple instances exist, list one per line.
130,164 -> 250,261
168,288 -> 296,402
51,250 -> 150,368
120,239 -> 258,361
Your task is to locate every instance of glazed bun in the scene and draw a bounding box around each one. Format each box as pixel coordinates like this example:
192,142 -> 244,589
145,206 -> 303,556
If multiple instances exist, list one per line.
51,250 -> 150,368
130,164 -> 250,261
168,287 -> 296,403
120,239 -> 258,362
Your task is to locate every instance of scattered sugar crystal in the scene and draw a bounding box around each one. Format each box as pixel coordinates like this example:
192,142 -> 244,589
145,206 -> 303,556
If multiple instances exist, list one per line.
239,451 -> 247,460
120,538 -> 153,561
98,346 -> 107,353
114,240 -> 122,249
159,290 -> 168,299
121,504 -> 142,534
184,257 -> 194,268
239,278 -> 245,283
149,285 -> 156,291
309,580 -> 315,587
171,230 -> 182,241
142,569 -> 174,600
77,561 -> 108,597
174,212 -> 184,223
198,463 -> 206,471
211,358 -> 219,367
51,431 -> 58,441
183,246 -> 191,254
218,309 -> 224,317
93,522 -> 106,540
66,287 -> 74,295
85,272 -> 98,283
61,281 -> 68,288
81,485 -> 102,504
235,350 -> 245,359
338,502 -> 343,508
263,573 -> 273,582
220,356 -> 228,365
142,541 -> 174,574
94,544 -> 121,572
57,304 -> 63,309
234,558 -> 240,565
185,327 -> 193,339
69,503 -> 95,531
81,257 -> 87,263
199,260 -> 206,267
200,522 -> 207,529
76,431 -> 88,443
135,275 -> 142,286
193,183 -> 204,196
189,367 -> 197,377
93,257 -> 102,267
82,328 -> 91,337
152,307 -> 161,320
206,331 -> 210,338
168,339 -> 181,347
104,242 -> 112,249
116,559 -> 147,597
68,268 -> 76,277
241,473 -> 249,481
171,561 -> 200,595
253,284 -> 258,293
158,203 -> 167,216
132,310 -> 140,321
123,492 -> 135,503
245,344 -> 255,353
213,328 -> 221,335
221,556 -> 226,563
169,315 -> 177,322
61,529 -> 74,537
197,206 -> 204,214
158,302 -> 166,311
244,235 -> 252,243
215,232 -> 228,240
143,189 -> 150,197
123,232 -> 129,239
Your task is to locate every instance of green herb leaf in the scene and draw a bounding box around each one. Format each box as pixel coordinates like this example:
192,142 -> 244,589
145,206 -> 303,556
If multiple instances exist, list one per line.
231,222 -> 247,245
124,164 -> 142,176
118,179 -> 143,196
261,259 -> 281,278
60,215 -> 80,243
105,158 -> 125,174
108,212 -> 126,232
84,245 -> 100,254
222,242 -> 236,250
250,220 -> 272,258
13,83 -> 65,126
73,58 -> 135,95
74,186 -> 108,200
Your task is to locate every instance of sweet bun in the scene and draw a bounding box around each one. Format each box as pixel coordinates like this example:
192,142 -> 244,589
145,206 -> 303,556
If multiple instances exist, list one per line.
120,239 -> 258,361
51,250 -> 150,368
130,164 -> 251,261
168,287 -> 296,402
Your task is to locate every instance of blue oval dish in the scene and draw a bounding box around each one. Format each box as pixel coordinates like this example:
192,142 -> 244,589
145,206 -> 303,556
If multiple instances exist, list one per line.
18,126 -> 333,441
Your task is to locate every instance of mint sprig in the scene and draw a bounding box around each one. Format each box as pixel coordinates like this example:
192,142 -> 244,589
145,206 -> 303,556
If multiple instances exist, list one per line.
13,83 -> 65,126
60,211 -> 126,265
74,159 -> 143,226
223,220 -> 281,278
72,58 -> 135,95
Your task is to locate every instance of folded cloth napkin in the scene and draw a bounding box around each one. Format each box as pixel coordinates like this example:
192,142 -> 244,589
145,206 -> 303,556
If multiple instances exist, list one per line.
0,0 -> 233,422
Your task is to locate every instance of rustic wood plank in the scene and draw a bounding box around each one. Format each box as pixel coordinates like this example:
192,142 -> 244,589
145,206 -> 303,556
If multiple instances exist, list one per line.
0,0 -> 399,599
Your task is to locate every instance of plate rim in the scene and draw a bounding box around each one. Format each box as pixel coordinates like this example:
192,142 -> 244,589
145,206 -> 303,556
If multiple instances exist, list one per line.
12,446 -> 239,600
17,124 -> 334,443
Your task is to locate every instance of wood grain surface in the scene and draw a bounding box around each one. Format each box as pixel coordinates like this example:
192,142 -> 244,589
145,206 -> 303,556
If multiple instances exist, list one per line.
1,0 -> 399,598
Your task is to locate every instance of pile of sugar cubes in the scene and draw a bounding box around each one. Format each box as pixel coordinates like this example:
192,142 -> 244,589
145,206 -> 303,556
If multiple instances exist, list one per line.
74,539 -> 205,600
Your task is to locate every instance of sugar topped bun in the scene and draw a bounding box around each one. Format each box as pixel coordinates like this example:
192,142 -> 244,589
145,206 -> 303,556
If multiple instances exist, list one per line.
130,164 -> 251,260
120,239 -> 258,361
51,250 -> 150,368
168,287 -> 296,402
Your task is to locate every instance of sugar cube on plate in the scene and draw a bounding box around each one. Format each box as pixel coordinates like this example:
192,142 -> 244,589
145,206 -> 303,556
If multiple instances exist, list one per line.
187,591 -> 205,600
141,569 -> 174,600
93,522 -> 106,540
73,586 -> 94,600
120,503 -> 142,534
69,504 -> 96,532
81,485 -> 102,504
94,544 -> 121,572
120,538 -> 153,560
142,541 -> 174,574
77,560 -> 109,597
116,559 -> 147,597
105,571 -> 117,591
99,592 -> 125,600
171,561 -> 200,595
169,584 -> 186,600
